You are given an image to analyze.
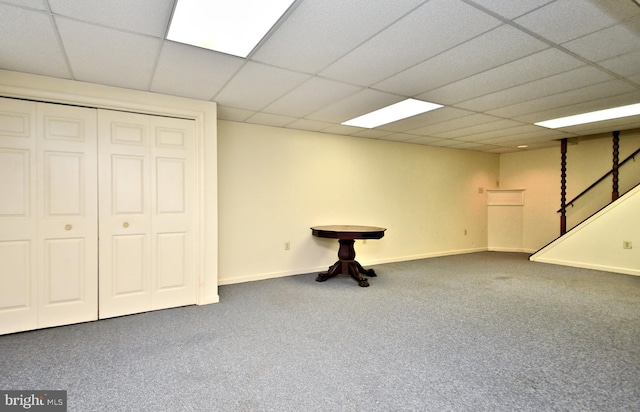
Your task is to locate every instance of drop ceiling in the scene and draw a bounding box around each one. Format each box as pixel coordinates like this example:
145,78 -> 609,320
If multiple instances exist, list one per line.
1,0 -> 640,153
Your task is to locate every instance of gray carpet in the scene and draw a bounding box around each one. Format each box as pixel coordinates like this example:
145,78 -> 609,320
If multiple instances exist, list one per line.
1,252 -> 639,411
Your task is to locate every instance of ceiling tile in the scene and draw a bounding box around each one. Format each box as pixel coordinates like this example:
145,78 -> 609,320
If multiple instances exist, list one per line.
478,129 -> 567,145
405,136 -> 449,145
0,5 -> 70,78
465,0 -> 555,19
56,17 -> 162,90
514,0 -> 639,44
408,113 -> 504,136
263,77 -> 362,118
464,125 -> 547,142
252,0 -> 426,74
374,24 -> 549,96
377,107 -> 475,133
447,141 -> 502,152
319,0 -> 501,86
217,106 -> 255,122
286,118 -> 334,132
514,90 -> 640,123
561,15 -> 640,62
433,120 -> 530,139
306,89 -> 404,123
375,132 -> 420,142
351,129 -> 394,139
425,138 -> 467,148
598,50 -> 640,77
0,0 -> 48,10
455,66 -> 616,112
554,117 -> 640,136
151,42 -> 244,100
320,123 -> 364,135
511,86 -> 640,123
48,0 -> 173,37
214,62 -> 312,111
246,112 -> 297,128
487,80 -> 638,119
485,146 -> 525,154
418,48 -> 586,105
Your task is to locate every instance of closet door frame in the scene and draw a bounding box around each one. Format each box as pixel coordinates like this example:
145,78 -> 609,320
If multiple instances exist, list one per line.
0,69 -> 219,306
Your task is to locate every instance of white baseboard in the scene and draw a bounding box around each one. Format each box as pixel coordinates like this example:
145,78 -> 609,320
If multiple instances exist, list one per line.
218,247 -> 494,286
488,247 -> 537,253
530,257 -> 640,277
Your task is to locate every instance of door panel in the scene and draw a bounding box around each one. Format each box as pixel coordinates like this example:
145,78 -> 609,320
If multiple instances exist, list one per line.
43,238 -> 85,303
0,149 -> 31,217
150,116 -> 196,310
0,241 -> 33,323
156,158 -> 186,214
111,122 -> 147,146
112,234 -> 147,296
0,98 -> 38,334
111,155 -> 146,214
0,106 -> 32,138
37,102 -> 98,329
99,110 -> 196,318
44,152 -> 84,215
157,233 -> 186,289
99,110 -> 152,318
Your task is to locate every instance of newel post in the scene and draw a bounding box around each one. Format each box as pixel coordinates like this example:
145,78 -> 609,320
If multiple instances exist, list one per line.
560,138 -> 568,235
612,131 -> 620,201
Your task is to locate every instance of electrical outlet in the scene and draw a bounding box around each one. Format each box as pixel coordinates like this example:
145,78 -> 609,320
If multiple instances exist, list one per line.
623,241 -> 632,249
284,241 -> 290,250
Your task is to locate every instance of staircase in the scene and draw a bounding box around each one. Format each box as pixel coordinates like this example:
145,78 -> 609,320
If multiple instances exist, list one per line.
530,136 -> 640,276
530,184 -> 640,276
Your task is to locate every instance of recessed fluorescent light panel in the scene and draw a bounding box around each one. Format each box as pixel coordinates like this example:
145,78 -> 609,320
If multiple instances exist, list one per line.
167,0 -> 296,58
535,103 -> 640,129
342,99 -> 443,128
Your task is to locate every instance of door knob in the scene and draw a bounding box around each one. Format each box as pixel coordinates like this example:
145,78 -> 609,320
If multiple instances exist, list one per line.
123,222 -> 129,228
64,224 -> 72,230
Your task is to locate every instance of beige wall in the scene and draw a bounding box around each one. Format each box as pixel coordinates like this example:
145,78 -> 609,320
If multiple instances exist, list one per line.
500,131 -> 640,252
218,120 -> 499,284
499,146 -> 561,252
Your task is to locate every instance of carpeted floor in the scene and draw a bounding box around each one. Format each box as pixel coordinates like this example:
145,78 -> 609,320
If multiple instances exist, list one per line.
1,252 -> 639,411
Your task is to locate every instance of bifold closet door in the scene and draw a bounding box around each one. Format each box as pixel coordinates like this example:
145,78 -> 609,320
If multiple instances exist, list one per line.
0,98 -> 38,334
98,110 -> 196,319
36,102 -> 98,328
0,98 -> 98,335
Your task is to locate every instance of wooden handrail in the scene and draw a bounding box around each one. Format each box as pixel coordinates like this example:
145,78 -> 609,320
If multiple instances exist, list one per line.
557,146 -> 640,213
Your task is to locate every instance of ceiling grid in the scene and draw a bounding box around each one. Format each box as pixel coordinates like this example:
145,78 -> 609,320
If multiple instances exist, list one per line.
1,0 -> 639,153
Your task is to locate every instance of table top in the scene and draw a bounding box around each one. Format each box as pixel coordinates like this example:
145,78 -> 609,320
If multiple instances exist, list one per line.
311,225 -> 386,240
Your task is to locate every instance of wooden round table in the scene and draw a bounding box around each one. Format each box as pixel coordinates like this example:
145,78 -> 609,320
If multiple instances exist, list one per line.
311,225 -> 386,287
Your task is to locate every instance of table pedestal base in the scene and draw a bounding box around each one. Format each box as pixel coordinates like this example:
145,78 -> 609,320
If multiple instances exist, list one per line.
315,239 -> 377,287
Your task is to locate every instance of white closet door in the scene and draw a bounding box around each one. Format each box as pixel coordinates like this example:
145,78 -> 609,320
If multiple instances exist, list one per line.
150,115 -> 197,311
98,110 -> 152,318
0,98 -> 98,335
0,98 -> 38,334
36,102 -> 98,328
98,110 -> 196,319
